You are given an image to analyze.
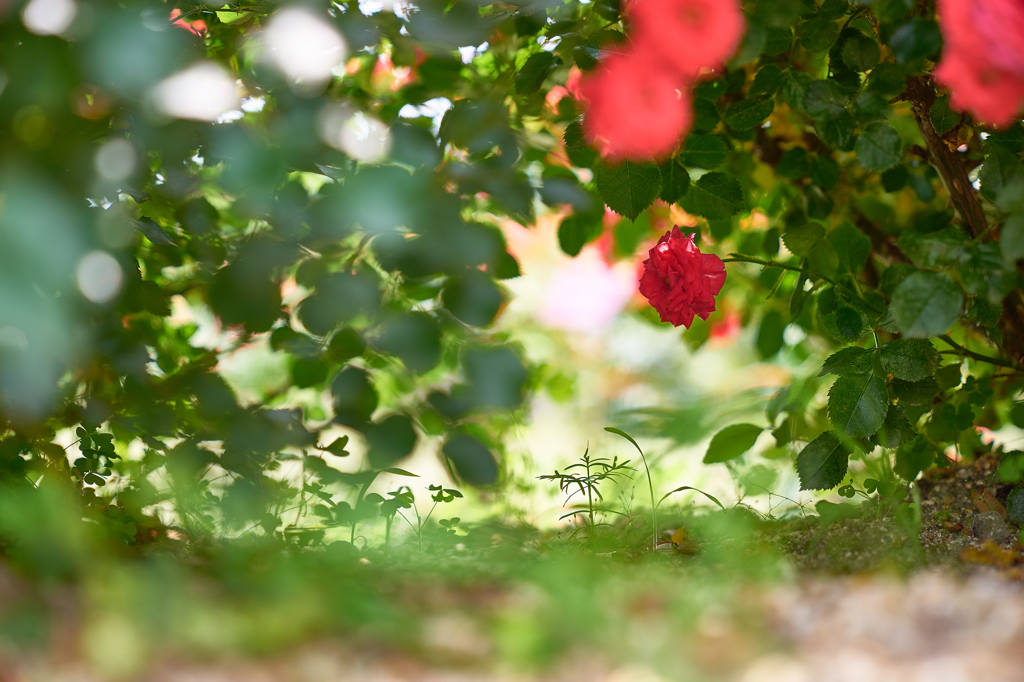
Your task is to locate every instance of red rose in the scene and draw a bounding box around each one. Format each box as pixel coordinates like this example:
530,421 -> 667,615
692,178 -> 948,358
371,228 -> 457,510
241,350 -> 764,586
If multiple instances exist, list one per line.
935,0 -> 1024,127
625,0 -> 746,79
579,47 -> 692,160
639,228 -> 726,327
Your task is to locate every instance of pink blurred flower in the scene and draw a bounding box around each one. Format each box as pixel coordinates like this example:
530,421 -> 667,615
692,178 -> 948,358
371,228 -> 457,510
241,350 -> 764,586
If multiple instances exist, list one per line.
935,0 -> 1024,127
170,8 -> 206,36
625,0 -> 745,78
579,47 -> 692,160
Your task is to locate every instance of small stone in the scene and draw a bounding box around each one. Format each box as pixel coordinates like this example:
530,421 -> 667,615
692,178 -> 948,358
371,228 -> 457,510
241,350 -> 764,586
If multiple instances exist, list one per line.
971,511 -> 1015,544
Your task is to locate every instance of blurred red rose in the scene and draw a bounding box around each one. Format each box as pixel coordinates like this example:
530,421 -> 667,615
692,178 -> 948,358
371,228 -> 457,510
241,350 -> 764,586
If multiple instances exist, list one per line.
625,0 -> 745,78
170,8 -> 206,36
579,47 -> 691,160
639,227 -> 725,327
935,0 -> 1024,127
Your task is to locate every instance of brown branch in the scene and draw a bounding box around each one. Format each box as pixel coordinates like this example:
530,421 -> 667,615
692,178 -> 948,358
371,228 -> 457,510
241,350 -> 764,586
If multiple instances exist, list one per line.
900,76 -> 1024,364
900,76 -> 987,239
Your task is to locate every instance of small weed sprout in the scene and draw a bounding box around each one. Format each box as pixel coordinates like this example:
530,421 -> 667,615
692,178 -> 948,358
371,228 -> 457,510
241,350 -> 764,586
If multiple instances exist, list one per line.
390,483 -> 463,550
538,445 -> 635,529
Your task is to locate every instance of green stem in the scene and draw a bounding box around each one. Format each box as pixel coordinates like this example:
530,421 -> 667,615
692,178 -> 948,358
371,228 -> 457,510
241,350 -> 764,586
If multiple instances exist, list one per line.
939,334 -> 1019,370
604,428 -> 657,552
721,255 -> 807,276
722,254 -> 842,288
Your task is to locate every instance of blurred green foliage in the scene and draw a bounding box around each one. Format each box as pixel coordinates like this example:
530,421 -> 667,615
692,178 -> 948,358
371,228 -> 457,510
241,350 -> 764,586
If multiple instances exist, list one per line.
0,0 -> 1023,586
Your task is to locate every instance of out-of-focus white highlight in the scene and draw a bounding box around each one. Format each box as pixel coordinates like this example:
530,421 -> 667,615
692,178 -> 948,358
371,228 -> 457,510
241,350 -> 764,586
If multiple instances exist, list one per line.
262,7 -> 348,91
94,139 -> 136,182
241,96 -> 265,112
398,96 -> 452,134
358,0 -> 412,16
318,104 -> 392,163
151,62 -> 239,122
22,0 -> 76,35
76,251 -> 123,304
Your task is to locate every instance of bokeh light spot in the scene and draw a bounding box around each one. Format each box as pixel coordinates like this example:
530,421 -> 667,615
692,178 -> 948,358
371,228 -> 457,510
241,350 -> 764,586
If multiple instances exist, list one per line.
76,251 -> 123,304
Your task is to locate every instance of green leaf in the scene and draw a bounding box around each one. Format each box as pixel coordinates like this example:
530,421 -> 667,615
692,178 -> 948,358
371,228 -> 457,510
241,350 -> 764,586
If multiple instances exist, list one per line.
703,424 -> 764,464
808,239 -> 841,279
790,270 -> 809,317
877,406 -> 917,449
442,270 -> 505,327
1007,486 -> 1024,527
328,328 -> 365,364
777,147 -> 809,179
594,161 -> 661,220
658,157 -> 691,203
799,17 -> 839,52
880,338 -> 938,381
998,451 -> 1024,483
332,368 -> 379,427
1001,214 -> 1024,265
322,436 -> 350,457
804,80 -> 849,120
898,228 -> 969,269
557,213 -> 602,256
819,346 -> 875,376
889,19 -> 941,63
980,146 -> 1024,205
724,97 -> 774,132
889,272 -> 963,338
692,98 -> 720,133
372,312 -> 442,373
604,426 -> 645,459
893,377 -> 940,405
828,372 -> 889,438
855,123 -> 903,172
782,222 -> 825,257
827,223 -> 871,272
1011,403 -> 1024,429
894,436 -> 933,480
680,134 -> 729,169
564,120 -> 597,168
840,32 -> 880,71
383,467 -> 419,477
756,310 -> 785,359
365,415 -> 417,469
929,95 -> 959,135
463,345 -> 527,410
443,433 -> 499,486
797,432 -> 849,490
680,172 -> 744,220
291,357 -> 329,388
515,52 -> 558,94
751,64 -> 786,97
810,155 -> 841,190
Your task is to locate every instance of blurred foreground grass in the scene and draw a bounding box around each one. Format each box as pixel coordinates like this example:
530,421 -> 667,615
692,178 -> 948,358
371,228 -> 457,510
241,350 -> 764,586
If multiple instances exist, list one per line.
0,476 -> 940,681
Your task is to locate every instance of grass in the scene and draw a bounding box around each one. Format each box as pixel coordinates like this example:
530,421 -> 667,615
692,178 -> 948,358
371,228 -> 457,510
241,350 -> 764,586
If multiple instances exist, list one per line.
0,487 -> 949,680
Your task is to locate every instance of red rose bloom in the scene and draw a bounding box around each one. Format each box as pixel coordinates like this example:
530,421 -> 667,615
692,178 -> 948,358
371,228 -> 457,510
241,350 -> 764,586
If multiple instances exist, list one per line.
625,0 -> 746,78
579,47 -> 692,160
639,228 -> 726,327
935,0 -> 1024,127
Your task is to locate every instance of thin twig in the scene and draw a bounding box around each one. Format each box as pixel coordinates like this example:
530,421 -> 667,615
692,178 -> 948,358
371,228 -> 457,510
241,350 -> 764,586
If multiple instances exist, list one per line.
939,334 -> 1020,370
